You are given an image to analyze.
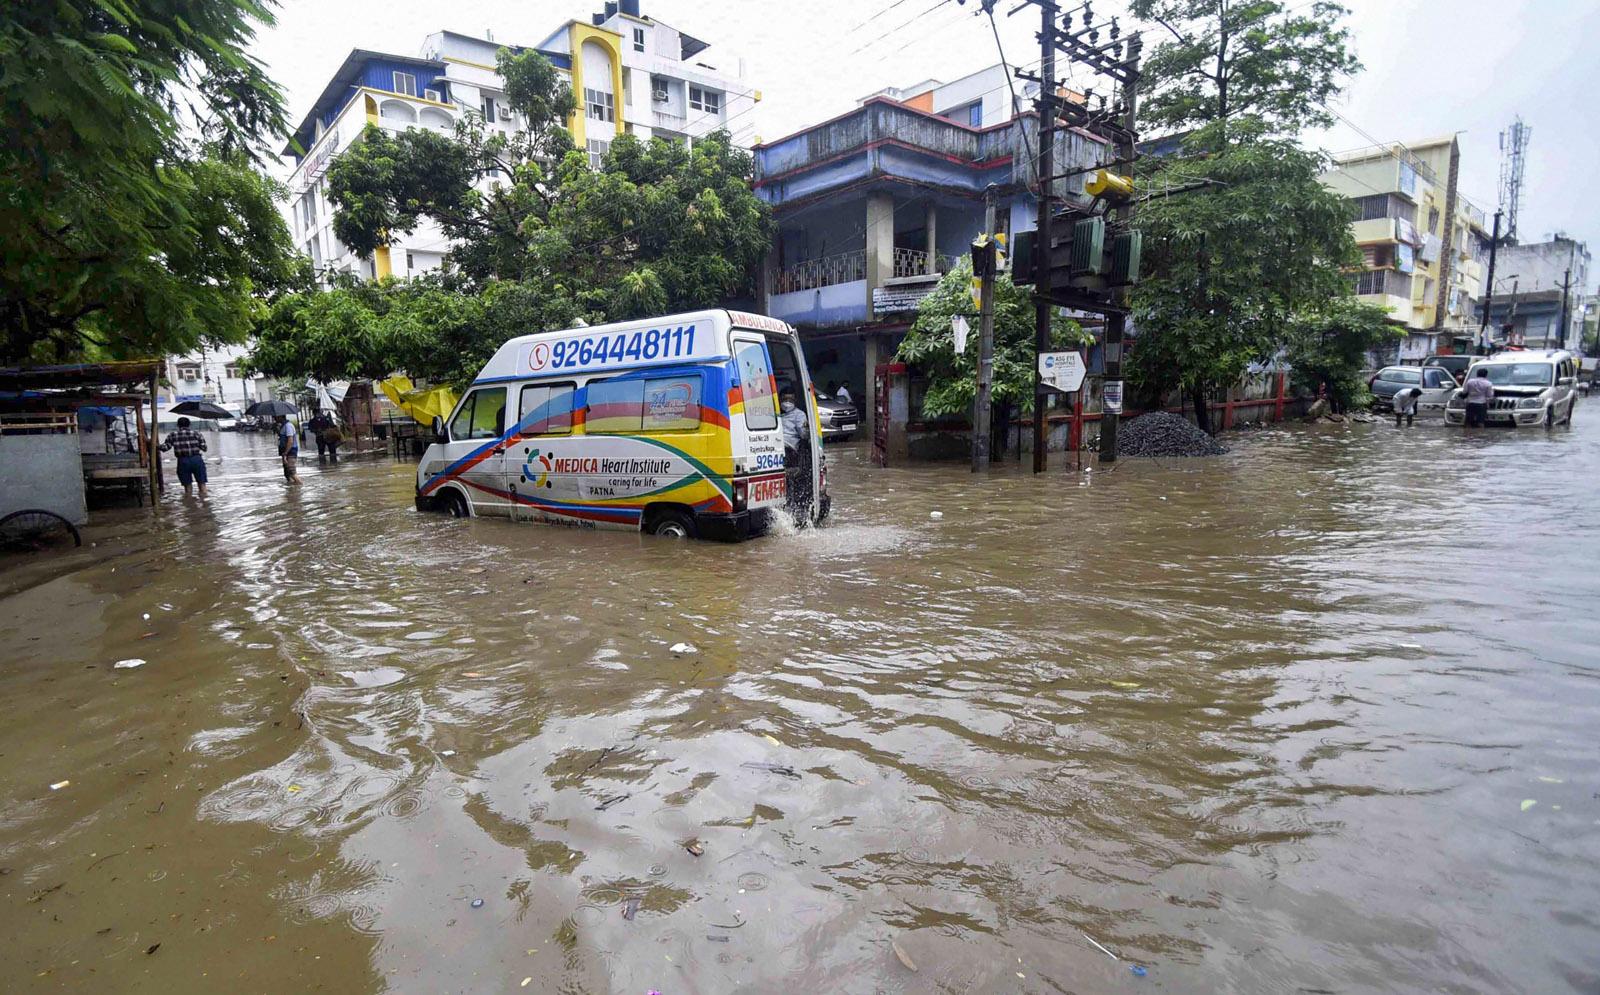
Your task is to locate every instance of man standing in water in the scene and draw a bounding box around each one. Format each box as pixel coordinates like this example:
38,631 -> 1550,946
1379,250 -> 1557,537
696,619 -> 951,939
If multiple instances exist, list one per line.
275,414 -> 302,484
1392,386 -> 1421,427
779,391 -> 812,514
159,416 -> 208,497
1462,367 -> 1494,427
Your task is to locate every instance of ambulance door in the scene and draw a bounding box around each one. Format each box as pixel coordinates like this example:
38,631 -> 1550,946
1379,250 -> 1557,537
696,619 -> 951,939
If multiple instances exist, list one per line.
731,335 -> 786,510
442,385 -> 511,516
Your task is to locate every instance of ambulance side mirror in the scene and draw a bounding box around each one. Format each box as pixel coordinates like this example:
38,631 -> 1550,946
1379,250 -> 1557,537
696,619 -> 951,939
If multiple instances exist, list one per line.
432,416 -> 446,441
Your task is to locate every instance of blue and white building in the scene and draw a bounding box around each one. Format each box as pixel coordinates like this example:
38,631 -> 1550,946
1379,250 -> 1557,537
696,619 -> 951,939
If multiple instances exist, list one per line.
750,65 -> 1110,425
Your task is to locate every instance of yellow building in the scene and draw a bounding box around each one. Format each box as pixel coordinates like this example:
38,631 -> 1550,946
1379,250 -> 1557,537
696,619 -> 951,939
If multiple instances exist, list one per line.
1320,137 -> 1492,361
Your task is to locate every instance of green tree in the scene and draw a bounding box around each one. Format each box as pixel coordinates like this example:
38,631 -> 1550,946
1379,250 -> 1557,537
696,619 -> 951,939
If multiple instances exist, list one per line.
896,260 -> 1086,418
1284,297 -> 1401,411
1131,0 -> 1360,140
1129,128 -> 1361,431
1,0 -> 294,363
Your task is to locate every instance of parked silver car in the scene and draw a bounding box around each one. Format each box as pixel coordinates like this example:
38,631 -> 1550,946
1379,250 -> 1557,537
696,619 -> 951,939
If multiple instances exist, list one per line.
815,395 -> 860,441
1368,365 -> 1459,413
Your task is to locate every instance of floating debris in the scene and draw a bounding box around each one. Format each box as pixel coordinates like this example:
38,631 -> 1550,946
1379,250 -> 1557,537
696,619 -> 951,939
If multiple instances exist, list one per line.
741,762 -> 800,780
929,511 -> 943,519
595,793 -> 631,811
113,659 -> 146,670
684,843 -> 704,857
1520,799 -> 1537,812
891,938 -> 918,972
1131,965 -> 1148,977
669,642 -> 698,655
471,899 -> 484,908
1083,931 -> 1119,960
622,897 -> 642,921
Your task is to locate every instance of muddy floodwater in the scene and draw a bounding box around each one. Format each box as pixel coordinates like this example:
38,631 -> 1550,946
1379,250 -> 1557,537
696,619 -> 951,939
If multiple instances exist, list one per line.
3,412 -> 1599,995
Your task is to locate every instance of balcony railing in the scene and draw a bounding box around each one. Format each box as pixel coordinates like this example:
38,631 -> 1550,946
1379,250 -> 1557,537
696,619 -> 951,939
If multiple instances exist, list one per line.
893,247 -> 932,279
775,249 -> 866,294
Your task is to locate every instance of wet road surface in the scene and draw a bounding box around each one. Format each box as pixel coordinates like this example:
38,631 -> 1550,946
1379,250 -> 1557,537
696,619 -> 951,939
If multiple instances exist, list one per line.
3,412 -> 1599,994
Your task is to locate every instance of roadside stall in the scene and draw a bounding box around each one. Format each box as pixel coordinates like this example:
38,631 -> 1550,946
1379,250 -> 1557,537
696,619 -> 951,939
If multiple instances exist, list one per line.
0,362 -> 165,530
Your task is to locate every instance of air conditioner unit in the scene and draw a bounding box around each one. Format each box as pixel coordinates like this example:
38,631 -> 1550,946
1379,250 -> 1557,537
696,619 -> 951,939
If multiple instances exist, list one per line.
498,106 -> 513,121
423,88 -> 442,102
652,87 -> 669,103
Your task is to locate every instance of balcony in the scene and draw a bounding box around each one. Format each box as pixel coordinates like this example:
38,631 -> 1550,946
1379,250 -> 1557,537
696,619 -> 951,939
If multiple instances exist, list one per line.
774,249 -> 866,294
753,97 -> 1107,207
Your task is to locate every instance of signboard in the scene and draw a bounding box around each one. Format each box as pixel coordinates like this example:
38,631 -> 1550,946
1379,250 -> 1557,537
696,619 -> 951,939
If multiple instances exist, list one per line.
1038,351 -> 1086,392
1103,379 -> 1124,414
517,321 -> 716,377
872,283 -> 938,313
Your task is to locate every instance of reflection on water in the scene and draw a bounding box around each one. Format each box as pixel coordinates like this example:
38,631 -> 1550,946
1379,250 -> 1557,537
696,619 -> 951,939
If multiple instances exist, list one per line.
3,418 -> 1600,993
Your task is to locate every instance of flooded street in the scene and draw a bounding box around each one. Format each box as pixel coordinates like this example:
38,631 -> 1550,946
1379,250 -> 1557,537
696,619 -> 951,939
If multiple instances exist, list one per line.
3,413 -> 1599,995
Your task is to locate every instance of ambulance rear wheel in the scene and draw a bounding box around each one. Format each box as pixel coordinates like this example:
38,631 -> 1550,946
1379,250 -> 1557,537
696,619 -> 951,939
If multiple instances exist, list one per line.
647,509 -> 696,538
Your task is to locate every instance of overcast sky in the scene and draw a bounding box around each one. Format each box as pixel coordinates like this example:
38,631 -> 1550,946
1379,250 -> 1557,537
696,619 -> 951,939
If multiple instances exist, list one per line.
253,0 -> 1599,291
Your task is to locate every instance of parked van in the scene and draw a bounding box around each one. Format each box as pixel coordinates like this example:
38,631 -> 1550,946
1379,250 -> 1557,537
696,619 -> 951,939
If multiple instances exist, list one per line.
1444,349 -> 1580,428
414,310 -> 830,540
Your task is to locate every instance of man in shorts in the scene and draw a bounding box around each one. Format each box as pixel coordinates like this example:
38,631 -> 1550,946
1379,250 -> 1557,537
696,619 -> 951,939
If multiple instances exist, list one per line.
276,414 -> 302,484
159,416 -> 208,496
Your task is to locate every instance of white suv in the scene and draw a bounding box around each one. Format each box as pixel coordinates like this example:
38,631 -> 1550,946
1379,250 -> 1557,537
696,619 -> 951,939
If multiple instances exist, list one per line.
1445,349 -> 1580,428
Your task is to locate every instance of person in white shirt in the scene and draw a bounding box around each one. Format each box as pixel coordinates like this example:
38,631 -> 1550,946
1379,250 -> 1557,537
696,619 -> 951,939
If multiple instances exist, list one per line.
1392,386 -> 1421,427
779,391 -> 814,513
836,380 -> 853,404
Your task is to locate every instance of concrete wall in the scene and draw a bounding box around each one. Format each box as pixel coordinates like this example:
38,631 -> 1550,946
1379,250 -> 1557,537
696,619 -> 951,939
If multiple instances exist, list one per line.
1,434 -> 88,525
769,280 -> 868,327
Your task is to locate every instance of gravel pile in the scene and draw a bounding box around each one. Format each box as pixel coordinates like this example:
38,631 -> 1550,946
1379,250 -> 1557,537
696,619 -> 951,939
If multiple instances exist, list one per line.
1112,411 -> 1229,457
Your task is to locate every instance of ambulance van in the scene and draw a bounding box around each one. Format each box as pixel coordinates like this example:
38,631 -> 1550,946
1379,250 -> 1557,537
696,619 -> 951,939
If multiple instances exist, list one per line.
414,310 -> 830,540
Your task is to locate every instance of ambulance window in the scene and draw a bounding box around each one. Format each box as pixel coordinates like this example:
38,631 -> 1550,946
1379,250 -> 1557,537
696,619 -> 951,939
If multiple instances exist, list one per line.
585,378 -> 645,434
643,374 -> 702,432
735,340 -> 778,430
450,387 -> 506,441
519,383 -> 574,435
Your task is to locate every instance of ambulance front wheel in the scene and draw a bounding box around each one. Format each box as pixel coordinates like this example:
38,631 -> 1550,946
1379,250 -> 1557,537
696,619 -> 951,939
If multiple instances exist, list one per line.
442,490 -> 471,518
646,508 -> 697,538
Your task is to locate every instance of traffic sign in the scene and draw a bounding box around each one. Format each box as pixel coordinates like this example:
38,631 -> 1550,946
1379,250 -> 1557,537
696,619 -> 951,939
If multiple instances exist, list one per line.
1038,351 -> 1086,392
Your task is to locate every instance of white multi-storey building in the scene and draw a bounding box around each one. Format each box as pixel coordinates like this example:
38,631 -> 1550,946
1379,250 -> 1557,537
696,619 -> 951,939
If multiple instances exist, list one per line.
159,344 -> 273,411
281,1 -> 758,283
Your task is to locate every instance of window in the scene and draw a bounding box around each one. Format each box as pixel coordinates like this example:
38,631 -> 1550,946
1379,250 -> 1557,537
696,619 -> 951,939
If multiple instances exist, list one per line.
633,27 -> 646,52
224,364 -> 243,379
1428,207 -> 1440,234
481,96 -> 497,122
393,71 -> 417,97
968,101 -> 982,127
584,87 -> 615,122
735,341 -> 778,431
650,75 -> 670,103
1423,369 -> 1455,389
449,387 -> 506,441
518,383 -> 575,435
1379,368 -> 1421,384
689,86 -> 720,114
585,378 -> 644,434
586,376 -> 704,434
644,375 -> 703,432
586,138 -> 610,169
176,363 -> 201,381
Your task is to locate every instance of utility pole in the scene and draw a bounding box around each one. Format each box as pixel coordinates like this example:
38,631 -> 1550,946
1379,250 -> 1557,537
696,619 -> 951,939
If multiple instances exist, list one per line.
1559,267 -> 1572,349
974,183 -> 998,471
1479,208 -> 1501,354
1097,32 -> 1140,465
1031,0 -> 1055,474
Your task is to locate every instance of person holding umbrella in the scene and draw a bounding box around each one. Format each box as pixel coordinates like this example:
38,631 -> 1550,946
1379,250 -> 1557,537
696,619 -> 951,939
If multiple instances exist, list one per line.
246,400 -> 302,484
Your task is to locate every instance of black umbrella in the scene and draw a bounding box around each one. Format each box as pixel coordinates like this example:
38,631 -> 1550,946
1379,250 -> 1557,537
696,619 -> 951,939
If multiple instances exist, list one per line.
169,400 -> 234,419
245,399 -> 298,417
